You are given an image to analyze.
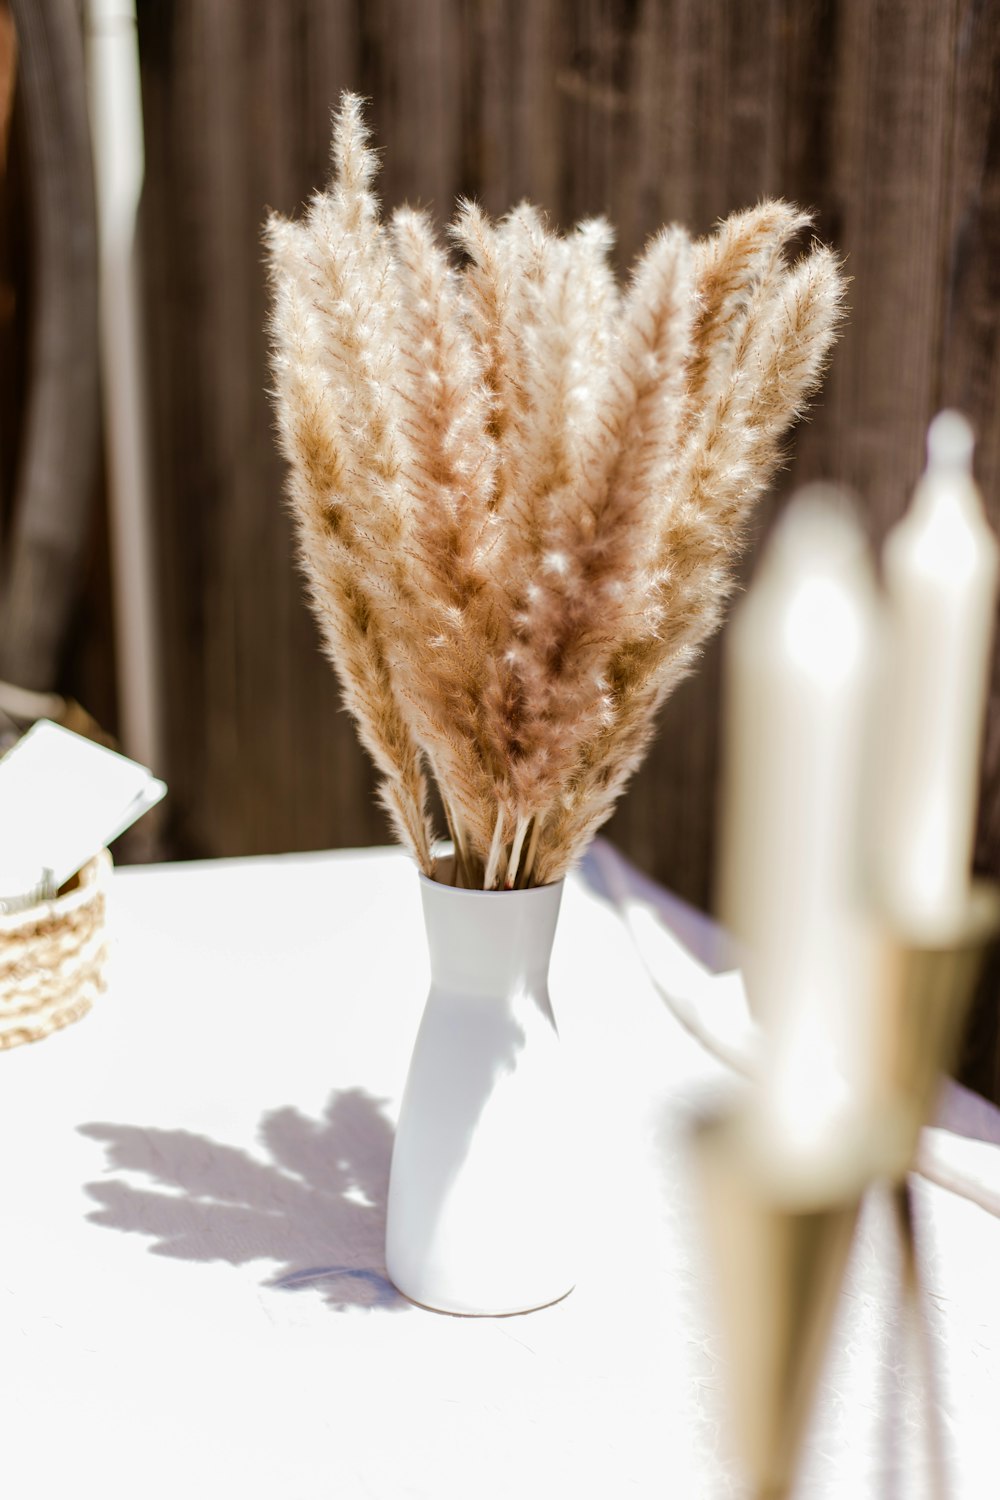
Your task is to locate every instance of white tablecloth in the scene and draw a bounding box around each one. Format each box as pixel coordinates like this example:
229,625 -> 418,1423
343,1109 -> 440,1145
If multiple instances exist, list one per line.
3,841 -> 999,1498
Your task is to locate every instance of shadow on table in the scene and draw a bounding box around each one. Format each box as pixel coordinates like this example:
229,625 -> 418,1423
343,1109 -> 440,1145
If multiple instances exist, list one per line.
578,839 -> 741,974
935,1085 -> 1000,1150
79,1087 -> 406,1310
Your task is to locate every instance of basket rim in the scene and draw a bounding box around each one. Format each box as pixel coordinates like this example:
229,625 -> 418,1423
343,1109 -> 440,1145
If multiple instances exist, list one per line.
0,849 -> 112,936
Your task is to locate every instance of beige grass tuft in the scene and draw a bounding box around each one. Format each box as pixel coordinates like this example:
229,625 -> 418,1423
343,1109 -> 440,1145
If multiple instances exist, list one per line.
267,94 -> 846,887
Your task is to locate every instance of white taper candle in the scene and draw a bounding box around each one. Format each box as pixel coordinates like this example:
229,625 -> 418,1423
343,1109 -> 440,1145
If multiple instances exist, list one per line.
719,489 -> 881,1160
877,412 -> 999,933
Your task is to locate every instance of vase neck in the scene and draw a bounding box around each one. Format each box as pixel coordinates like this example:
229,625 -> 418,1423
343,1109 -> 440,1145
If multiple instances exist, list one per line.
419,877 -> 564,998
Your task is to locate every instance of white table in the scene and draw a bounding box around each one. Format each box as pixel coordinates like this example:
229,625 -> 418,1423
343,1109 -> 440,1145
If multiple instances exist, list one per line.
3,841 -> 999,1498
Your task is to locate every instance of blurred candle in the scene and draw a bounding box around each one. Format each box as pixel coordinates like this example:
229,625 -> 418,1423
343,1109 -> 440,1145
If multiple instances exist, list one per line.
877,412 -> 999,932
719,489 -> 880,1159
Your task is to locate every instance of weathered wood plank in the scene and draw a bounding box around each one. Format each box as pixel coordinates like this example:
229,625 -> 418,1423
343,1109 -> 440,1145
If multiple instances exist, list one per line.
0,0 -> 100,690
937,0 -> 1000,1100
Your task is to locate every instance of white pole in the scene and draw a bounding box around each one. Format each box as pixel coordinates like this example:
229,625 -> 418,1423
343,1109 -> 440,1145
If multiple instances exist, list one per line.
84,0 -> 162,776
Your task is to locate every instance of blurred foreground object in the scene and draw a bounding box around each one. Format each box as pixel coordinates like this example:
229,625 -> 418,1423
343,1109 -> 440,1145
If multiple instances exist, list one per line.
692,1109 -> 868,1500
719,423 -> 1000,1153
710,489 -> 880,1496
705,431 -> 1000,1497
718,488 -> 881,1165
876,411 -> 1000,933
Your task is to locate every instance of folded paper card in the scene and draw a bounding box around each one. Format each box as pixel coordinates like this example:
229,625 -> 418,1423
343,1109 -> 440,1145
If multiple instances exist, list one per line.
0,720 -> 166,906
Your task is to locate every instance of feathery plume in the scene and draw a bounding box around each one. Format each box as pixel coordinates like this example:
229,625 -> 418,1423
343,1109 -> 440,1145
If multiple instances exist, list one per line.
265,246 -> 434,874
266,94 -> 846,887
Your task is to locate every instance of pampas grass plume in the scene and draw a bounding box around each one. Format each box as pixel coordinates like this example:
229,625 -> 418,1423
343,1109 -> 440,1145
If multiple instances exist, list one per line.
267,94 -> 846,888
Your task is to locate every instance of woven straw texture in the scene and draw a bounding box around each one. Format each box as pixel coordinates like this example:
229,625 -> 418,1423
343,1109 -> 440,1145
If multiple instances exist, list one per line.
0,851 -> 111,1049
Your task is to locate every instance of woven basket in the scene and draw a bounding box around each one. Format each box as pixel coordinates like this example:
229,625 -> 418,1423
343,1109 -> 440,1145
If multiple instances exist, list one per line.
0,851 -> 111,1049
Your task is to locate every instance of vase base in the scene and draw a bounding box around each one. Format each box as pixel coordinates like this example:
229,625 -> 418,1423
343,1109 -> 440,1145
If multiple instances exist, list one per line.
389,1280 -> 576,1318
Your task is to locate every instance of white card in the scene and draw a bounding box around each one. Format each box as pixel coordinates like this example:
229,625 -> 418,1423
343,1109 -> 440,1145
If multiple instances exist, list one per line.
0,720 -> 167,893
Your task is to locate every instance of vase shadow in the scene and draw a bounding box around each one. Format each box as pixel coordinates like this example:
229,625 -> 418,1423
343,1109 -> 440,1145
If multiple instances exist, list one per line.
79,1087 -> 406,1310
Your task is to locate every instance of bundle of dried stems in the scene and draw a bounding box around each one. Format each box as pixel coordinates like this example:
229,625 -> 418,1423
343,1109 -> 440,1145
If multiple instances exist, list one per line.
267,94 -> 845,890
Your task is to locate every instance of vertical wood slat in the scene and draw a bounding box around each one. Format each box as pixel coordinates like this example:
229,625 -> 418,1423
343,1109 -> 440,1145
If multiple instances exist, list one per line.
0,0 -> 23,540
0,0 -> 100,691
608,0 -> 793,906
938,0 -> 1000,1099
944,0 -> 1000,860
135,1 -> 1000,933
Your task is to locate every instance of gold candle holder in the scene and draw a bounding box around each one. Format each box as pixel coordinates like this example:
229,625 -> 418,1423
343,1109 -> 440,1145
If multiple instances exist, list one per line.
691,1109 -> 871,1500
689,882 -> 1000,1500
875,880 -> 1000,1500
877,880 -> 1000,1177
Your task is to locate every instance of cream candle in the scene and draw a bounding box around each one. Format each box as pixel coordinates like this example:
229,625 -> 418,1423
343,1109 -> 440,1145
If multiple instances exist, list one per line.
877,412 -> 999,933
719,489 -> 881,1159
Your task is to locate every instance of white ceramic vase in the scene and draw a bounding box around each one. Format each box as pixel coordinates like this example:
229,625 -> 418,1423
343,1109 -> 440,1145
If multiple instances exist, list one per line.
385,871 -> 575,1315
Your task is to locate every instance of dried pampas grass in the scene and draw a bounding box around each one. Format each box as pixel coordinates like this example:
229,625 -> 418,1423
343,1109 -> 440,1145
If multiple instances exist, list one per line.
267,93 -> 845,889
